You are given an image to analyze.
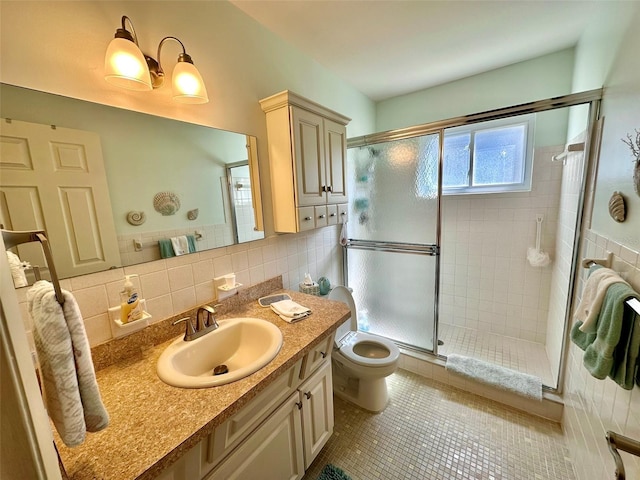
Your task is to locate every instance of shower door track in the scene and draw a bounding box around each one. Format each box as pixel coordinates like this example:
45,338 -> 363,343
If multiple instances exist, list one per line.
346,239 -> 438,256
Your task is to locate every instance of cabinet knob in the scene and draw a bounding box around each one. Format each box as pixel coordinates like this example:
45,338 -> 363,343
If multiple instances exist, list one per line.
304,217 -> 312,221
330,213 -> 336,217
327,186 -> 333,193
340,212 -> 346,216
319,214 -> 326,219
320,351 -> 327,358
296,401 -> 303,410
321,185 -> 327,192
304,391 -> 312,399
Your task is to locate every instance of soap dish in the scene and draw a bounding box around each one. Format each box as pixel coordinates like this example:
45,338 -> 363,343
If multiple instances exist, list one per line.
108,300 -> 152,338
218,282 -> 242,292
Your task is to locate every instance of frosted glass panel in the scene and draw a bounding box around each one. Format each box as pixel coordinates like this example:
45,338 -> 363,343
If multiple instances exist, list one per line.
347,248 -> 436,351
347,135 -> 439,244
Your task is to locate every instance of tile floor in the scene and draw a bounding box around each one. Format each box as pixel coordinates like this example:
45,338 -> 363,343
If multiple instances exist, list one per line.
437,323 -> 556,387
304,370 -> 575,480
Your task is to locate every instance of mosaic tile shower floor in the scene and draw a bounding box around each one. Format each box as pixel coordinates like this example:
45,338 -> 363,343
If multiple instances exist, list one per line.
438,323 -> 555,387
304,370 -> 575,480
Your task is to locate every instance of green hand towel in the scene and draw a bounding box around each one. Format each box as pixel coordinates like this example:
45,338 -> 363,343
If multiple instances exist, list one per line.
158,239 -> 175,259
186,235 -> 196,253
582,282 -> 639,381
610,309 -> 640,390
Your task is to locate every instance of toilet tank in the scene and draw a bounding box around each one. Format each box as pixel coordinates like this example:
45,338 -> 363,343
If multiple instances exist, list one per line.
328,286 -> 357,346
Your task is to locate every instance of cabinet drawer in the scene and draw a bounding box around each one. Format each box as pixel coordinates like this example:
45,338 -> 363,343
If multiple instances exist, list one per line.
327,205 -> 339,225
203,359 -> 303,473
314,205 -> 329,228
300,335 -> 333,380
297,206 -> 316,232
337,203 -> 348,224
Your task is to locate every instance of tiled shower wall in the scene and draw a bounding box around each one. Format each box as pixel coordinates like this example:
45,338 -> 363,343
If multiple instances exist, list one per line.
16,225 -> 343,349
563,230 -> 640,480
439,145 -> 564,343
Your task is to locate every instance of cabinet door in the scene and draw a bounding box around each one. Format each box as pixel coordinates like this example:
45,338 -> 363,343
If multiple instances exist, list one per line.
300,360 -> 334,469
205,393 -> 304,480
155,443 -> 201,480
291,107 -> 326,207
324,118 -> 348,204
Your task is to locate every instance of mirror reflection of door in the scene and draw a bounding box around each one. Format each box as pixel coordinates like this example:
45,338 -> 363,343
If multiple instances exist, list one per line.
0,118 -> 121,281
226,162 -> 265,244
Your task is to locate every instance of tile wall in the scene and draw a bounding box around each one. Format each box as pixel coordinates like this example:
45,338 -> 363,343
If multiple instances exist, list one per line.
439,145 -> 564,343
16,225 -> 344,349
563,230 -> 640,479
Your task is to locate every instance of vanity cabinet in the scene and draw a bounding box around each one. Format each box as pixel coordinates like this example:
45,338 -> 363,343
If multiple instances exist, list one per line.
160,334 -> 334,480
260,90 -> 351,233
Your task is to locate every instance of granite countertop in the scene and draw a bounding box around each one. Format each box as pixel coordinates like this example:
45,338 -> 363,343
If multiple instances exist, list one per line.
56,289 -> 349,480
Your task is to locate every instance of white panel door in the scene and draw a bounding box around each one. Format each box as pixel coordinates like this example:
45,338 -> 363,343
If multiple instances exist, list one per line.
0,118 -> 120,279
324,118 -> 347,204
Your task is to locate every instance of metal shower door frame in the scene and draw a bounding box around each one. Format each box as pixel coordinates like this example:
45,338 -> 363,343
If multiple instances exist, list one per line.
344,88 -> 604,388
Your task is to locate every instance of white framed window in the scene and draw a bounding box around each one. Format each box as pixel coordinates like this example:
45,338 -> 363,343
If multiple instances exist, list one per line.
442,115 -> 535,195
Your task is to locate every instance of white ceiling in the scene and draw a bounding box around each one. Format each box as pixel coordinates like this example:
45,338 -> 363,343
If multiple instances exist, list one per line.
231,0 -> 609,101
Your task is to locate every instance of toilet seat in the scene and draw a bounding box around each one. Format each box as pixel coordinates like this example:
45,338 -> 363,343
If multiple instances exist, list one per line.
337,331 -> 400,368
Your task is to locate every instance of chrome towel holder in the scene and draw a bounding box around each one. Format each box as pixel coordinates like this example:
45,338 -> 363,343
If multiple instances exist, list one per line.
2,229 -> 64,306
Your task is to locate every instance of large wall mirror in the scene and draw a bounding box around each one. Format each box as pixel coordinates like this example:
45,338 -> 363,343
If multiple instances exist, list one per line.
0,83 -> 264,285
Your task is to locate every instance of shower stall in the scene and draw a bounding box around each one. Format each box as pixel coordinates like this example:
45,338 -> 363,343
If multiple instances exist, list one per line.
344,90 -> 601,390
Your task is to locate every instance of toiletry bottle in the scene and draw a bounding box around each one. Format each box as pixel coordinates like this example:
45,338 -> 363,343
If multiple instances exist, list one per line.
120,274 -> 142,324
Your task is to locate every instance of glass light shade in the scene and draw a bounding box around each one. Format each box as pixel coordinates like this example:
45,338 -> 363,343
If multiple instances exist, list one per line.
104,37 -> 152,91
172,61 -> 208,104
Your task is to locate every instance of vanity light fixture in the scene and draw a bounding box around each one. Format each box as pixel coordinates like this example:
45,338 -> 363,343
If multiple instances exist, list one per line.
104,15 -> 208,104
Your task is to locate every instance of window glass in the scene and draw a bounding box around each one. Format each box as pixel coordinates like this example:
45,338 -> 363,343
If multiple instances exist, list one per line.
473,124 -> 526,186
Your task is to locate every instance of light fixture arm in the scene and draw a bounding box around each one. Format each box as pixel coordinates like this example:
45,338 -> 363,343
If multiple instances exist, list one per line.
115,15 -> 139,45
147,36 -> 194,89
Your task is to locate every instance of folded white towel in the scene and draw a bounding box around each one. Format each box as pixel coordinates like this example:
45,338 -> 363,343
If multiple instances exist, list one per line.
171,235 -> 189,256
575,267 -> 628,333
27,280 -> 109,447
270,299 -> 311,323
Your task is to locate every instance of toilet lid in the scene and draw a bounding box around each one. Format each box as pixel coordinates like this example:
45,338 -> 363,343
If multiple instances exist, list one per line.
328,286 -> 357,348
339,331 -> 400,367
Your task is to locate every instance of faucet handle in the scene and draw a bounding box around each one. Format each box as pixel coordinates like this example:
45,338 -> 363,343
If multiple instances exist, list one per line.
198,304 -> 221,328
173,317 -> 196,340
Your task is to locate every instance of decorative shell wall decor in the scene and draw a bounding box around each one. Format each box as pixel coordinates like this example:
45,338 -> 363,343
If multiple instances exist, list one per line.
187,208 -> 199,220
608,191 -> 626,223
621,128 -> 640,196
126,210 -> 146,226
153,191 -> 181,216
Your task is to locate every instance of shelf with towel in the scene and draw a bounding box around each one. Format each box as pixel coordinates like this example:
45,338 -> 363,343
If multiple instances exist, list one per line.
2,229 -> 64,306
607,431 -> 640,480
133,231 -> 202,251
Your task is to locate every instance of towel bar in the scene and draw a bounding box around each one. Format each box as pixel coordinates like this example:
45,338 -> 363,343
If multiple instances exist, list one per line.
1,229 -> 64,306
581,252 -> 613,269
133,232 -> 203,251
607,431 -> 640,480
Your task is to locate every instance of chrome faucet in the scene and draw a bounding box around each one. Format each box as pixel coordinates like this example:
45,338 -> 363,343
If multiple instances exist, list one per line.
173,304 -> 222,341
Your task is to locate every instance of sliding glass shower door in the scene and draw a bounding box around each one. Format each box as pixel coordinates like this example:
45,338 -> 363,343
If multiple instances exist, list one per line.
345,133 -> 441,352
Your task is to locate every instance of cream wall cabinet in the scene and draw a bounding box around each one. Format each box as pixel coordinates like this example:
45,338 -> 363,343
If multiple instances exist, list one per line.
260,91 -> 351,233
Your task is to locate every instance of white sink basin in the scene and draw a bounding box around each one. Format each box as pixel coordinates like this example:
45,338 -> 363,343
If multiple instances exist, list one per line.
157,317 -> 283,388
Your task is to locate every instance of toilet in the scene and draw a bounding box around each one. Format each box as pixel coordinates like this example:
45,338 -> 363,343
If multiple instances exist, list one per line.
329,286 -> 400,412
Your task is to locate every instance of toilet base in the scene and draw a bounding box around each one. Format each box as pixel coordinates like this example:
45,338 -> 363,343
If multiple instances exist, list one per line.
332,363 -> 390,412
